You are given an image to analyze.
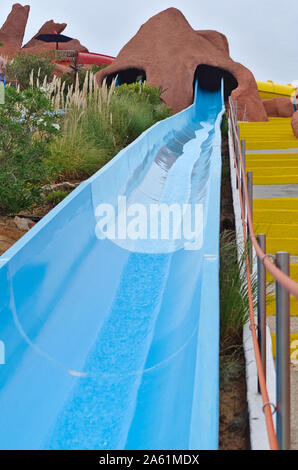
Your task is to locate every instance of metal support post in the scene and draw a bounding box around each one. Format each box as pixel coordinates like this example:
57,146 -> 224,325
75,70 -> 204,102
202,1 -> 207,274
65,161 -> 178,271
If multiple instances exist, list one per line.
275,252 -> 291,450
257,234 -> 266,393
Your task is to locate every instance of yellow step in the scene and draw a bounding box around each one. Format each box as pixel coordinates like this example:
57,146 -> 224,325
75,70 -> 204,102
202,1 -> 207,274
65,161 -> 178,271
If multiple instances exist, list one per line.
265,238 -> 298,255
269,117 -> 292,120
254,209 -> 298,224
254,199 -> 298,210
254,223 -> 298,238
239,121 -> 292,128
246,142 -> 298,151
246,167 -> 298,176
247,153 -> 298,161
268,117 -> 293,122
240,126 -> 294,130
239,118 -> 292,126
247,160 -> 298,168
240,123 -> 293,129
254,175 -> 298,184
267,295 -> 298,316
241,129 -> 293,133
271,333 -> 298,360
243,137 -> 295,142
267,264 -> 298,282
241,131 -> 295,136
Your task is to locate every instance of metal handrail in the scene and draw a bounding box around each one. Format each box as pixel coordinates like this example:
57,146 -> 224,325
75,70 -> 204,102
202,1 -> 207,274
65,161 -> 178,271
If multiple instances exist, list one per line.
229,97 -> 298,299
229,96 -> 295,449
229,98 -> 279,449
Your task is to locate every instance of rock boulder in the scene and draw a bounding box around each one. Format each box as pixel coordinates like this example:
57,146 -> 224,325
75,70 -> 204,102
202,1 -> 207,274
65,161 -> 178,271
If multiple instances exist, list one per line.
0,3 -> 87,58
262,97 -> 295,118
291,111 -> 298,138
23,20 -> 67,49
0,3 -> 30,48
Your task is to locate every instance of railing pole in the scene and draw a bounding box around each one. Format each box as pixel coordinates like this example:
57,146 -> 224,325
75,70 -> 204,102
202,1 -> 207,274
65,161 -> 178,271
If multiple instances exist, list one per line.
229,96 -> 236,124
257,234 -> 266,393
236,125 -> 240,189
275,251 -> 291,450
247,171 -> 253,272
241,139 -> 246,217
229,98 -> 236,169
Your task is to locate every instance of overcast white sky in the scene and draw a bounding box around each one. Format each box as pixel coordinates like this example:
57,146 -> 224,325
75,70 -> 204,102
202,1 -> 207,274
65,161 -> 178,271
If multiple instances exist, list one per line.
1,0 -> 297,83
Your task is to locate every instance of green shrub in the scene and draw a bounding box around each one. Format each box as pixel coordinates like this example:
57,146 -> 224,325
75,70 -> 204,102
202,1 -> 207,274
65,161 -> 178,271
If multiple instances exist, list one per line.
113,82 -> 163,106
91,63 -> 108,73
0,87 -> 60,214
45,190 -> 68,205
7,54 -> 55,89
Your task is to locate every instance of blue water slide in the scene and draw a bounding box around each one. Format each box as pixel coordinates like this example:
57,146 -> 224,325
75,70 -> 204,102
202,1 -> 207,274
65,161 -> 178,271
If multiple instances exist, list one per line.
0,82 -> 224,450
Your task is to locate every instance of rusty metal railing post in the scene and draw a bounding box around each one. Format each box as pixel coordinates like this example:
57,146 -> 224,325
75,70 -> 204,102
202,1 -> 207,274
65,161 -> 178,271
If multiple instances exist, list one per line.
257,234 -> 266,393
235,125 -> 240,189
275,251 -> 291,450
247,171 -> 253,272
241,139 -> 246,218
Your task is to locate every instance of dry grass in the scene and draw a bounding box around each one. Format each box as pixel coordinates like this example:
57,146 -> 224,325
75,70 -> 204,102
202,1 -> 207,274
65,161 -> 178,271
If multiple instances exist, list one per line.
29,69 -> 116,112
23,71 -> 172,181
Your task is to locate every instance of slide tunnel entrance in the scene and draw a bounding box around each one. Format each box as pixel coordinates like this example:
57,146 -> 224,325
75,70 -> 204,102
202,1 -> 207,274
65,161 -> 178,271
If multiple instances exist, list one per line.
106,68 -> 146,86
194,64 -> 238,102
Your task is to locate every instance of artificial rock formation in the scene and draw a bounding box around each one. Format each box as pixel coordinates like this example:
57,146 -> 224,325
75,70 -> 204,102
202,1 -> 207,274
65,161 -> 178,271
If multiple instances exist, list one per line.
96,8 -> 268,121
0,3 -> 29,48
23,20 -> 67,49
263,97 -> 295,118
0,3 -> 88,58
291,111 -> 298,138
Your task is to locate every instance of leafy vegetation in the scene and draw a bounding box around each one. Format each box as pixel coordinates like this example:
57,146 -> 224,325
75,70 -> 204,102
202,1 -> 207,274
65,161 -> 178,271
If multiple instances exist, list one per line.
0,70 -> 172,214
45,190 -> 68,205
0,86 -> 60,214
7,54 -> 55,89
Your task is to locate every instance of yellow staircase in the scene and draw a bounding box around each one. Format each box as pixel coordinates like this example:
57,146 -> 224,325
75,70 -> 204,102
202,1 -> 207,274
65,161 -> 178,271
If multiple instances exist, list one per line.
240,117 -> 298,152
238,117 -> 298,359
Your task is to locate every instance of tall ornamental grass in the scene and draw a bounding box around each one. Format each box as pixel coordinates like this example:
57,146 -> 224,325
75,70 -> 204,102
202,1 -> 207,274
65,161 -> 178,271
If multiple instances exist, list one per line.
43,73 -> 172,180
220,230 -> 258,348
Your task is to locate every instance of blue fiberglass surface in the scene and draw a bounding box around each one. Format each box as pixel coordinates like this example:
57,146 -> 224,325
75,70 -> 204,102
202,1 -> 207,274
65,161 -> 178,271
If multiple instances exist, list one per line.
0,82 -> 224,450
